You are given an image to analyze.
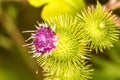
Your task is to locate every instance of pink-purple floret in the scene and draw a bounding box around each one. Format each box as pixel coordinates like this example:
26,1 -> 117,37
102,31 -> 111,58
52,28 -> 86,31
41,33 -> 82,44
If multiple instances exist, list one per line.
33,26 -> 56,54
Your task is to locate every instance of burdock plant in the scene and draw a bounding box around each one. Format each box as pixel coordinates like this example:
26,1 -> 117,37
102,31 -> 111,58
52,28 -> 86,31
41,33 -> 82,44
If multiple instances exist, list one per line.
23,2 -> 119,80
77,2 -> 119,52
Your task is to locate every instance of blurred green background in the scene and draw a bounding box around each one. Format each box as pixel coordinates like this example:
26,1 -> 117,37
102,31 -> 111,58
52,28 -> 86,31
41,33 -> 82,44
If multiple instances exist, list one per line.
0,0 -> 120,80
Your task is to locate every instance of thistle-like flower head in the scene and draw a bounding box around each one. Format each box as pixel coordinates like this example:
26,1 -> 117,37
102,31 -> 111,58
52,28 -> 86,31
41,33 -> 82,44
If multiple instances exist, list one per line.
33,24 -> 56,54
23,23 -> 57,57
36,15 -> 92,80
23,15 -> 92,80
77,2 -> 119,52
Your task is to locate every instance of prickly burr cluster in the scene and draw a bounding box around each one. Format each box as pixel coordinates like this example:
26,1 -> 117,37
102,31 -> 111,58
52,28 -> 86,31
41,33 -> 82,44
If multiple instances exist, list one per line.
23,2 -> 119,80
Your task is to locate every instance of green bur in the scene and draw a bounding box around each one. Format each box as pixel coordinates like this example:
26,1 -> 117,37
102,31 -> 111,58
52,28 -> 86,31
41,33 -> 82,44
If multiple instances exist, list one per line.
77,2 -> 119,52
36,15 -> 92,80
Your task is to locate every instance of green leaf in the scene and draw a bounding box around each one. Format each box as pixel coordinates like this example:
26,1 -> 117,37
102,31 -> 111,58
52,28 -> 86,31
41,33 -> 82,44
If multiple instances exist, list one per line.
41,1 -> 77,20
28,0 -> 86,20
41,0 -> 85,20
65,0 -> 85,11
28,0 -> 49,7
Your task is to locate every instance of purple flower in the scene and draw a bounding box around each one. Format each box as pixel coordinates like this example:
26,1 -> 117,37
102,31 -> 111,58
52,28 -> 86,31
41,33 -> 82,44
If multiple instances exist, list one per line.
33,26 -> 56,54
23,23 -> 57,57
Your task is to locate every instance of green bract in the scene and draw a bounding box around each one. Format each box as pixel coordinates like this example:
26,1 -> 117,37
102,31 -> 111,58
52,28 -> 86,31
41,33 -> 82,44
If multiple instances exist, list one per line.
36,15 -> 92,80
77,2 -> 119,52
